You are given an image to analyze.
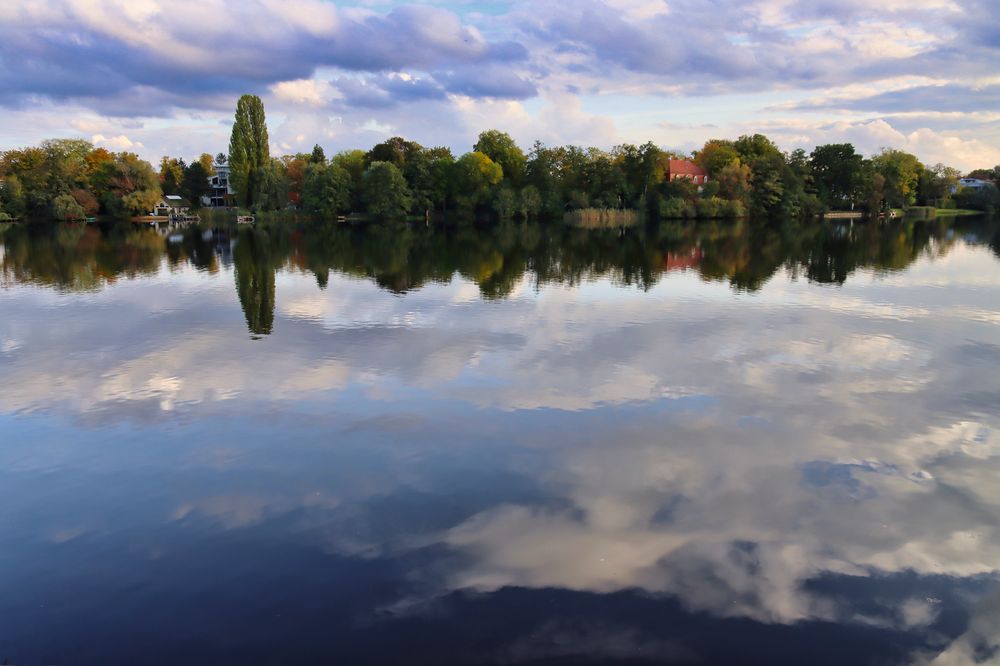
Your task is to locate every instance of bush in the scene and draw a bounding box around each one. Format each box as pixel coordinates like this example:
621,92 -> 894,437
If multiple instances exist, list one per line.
52,193 -> 86,221
955,185 -> 1000,214
493,187 -> 517,219
696,197 -> 722,218
722,199 -> 746,218
518,186 -> 542,219
660,197 -> 686,218
799,193 -> 826,218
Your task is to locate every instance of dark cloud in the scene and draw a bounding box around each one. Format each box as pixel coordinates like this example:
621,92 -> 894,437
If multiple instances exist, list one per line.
0,1 -> 530,114
0,0 -> 997,120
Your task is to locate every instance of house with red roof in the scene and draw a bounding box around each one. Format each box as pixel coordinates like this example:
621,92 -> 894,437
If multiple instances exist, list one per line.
667,159 -> 709,186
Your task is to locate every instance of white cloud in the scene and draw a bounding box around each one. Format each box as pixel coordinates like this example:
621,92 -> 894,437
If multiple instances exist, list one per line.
92,133 -> 141,149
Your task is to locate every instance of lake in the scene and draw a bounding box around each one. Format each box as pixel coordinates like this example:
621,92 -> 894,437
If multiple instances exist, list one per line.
1,217 -> 999,665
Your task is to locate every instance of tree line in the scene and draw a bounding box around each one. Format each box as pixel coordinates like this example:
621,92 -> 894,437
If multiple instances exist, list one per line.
2,93 -> 998,222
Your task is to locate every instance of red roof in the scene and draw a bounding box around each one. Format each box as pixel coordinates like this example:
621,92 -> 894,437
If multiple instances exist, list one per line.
668,159 -> 707,177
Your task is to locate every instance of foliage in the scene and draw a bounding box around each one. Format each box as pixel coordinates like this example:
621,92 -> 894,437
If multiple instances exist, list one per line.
695,140 -> 740,177
257,158 -> 290,211
122,189 -> 161,215
198,153 -> 216,177
918,163 -> 961,206
965,166 -> 1000,181
456,151 -> 503,205
474,130 -> 526,185
159,156 -> 185,195
52,193 -> 86,220
493,187 -> 517,219
716,162 -> 751,203
366,137 -> 423,169
871,148 -> 923,209
0,174 -> 27,217
955,184 -> 1000,214
0,114 -> 980,222
181,161 -> 210,207
519,186 -> 542,219
362,161 -> 411,219
228,94 -> 270,209
810,143 -> 863,208
309,144 -> 326,165
303,163 -> 352,217
71,188 -> 100,216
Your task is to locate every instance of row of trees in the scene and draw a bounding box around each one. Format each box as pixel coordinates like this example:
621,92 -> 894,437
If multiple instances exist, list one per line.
0,139 -> 163,221
216,95 -> 998,220
2,94 -> 997,221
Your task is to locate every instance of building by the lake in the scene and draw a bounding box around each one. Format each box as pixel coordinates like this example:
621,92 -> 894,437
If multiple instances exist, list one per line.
151,195 -> 190,217
667,159 -> 709,186
202,163 -> 235,208
957,177 -> 994,191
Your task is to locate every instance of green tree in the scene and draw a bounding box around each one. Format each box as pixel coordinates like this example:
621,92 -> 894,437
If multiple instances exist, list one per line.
362,161 -> 412,219
493,187 -> 517,219
309,144 -> 326,165
332,149 -> 368,210
228,94 -> 270,209
52,193 -> 85,220
181,161 -> 210,208
122,189 -> 162,215
918,163 -> 960,206
303,163 -> 352,217
474,130 -> 526,185
715,161 -> 750,204
871,148 -> 922,209
861,167 -> 886,213
366,137 -> 423,169
518,185 -> 542,219
159,156 -> 185,195
965,166 -> 1000,181
0,174 -> 27,218
810,143 -> 863,209
695,139 -> 740,178
456,151 -> 503,206
257,158 -> 289,211
428,149 -> 455,211
734,134 -> 782,163
748,151 -> 786,217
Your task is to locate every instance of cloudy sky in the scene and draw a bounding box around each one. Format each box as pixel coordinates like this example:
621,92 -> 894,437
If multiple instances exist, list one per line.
1,0 -> 998,171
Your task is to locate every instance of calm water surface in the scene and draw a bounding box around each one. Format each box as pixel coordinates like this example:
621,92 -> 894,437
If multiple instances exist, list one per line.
1,218 -> 999,665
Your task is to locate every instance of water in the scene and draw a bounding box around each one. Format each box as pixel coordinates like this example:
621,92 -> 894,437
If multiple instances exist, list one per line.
1,217 -> 999,665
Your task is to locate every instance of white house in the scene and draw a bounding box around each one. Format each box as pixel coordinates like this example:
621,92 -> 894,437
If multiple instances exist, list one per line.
958,177 -> 994,190
202,163 -> 235,208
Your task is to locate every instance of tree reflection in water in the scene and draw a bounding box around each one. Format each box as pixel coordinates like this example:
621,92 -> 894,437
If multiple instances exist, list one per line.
2,215 -> 996,335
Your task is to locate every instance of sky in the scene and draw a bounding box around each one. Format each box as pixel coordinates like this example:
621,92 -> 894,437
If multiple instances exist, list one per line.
0,0 -> 998,171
